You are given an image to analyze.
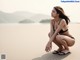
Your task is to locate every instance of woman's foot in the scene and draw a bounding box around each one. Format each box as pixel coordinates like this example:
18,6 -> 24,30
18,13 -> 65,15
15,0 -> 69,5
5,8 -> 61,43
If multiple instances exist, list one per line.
52,48 -> 63,54
58,50 -> 71,55
52,50 -> 60,54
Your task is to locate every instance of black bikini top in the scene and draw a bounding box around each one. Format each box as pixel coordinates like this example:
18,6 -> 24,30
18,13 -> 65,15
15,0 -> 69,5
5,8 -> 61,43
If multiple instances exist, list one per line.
53,28 -> 68,34
59,29 -> 68,34
53,20 -> 68,34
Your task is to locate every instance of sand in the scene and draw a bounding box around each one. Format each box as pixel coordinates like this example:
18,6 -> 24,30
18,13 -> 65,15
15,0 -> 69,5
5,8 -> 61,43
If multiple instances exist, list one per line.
0,23 -> 80,60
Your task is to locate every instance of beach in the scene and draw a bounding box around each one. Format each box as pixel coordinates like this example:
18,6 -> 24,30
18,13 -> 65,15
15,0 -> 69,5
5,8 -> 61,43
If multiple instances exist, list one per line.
0,23 -> 80,60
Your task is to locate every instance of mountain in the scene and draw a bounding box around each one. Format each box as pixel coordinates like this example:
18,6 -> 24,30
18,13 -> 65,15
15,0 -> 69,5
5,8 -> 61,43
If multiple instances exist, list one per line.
0,11 -> 27,23
29,14 -> 51,22
19,19 -> 35,23
39,19 -> 50,23
0,11 -> 51,23
13,11 -> 35,19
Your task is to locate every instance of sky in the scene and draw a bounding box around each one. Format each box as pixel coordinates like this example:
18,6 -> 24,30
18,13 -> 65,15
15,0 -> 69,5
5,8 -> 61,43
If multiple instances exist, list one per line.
0,0 -> 80,22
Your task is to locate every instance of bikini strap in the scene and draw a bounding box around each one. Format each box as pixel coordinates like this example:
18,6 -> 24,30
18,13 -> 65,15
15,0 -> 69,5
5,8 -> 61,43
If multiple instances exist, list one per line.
58,19 -> 62,25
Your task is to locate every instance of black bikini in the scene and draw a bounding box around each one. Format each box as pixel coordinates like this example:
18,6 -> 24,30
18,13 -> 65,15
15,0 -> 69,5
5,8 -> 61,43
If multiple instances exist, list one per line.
53,29 -> 68,35
59,29 -> 68,34
53,20 -> 68,34
53,20 -> 75,39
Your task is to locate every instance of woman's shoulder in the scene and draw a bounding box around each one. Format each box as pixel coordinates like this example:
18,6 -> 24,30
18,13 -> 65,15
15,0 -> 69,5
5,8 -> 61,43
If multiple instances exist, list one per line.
51,18 -> 55,22
49,19 -> 55,25
60,19 -> 67,25
60,19 -> 68,28
60,19 -> 65,22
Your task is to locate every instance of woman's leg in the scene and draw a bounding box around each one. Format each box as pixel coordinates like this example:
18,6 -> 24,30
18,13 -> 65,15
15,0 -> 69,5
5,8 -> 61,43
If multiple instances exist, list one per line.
48,34 -> 63,51
55,35 -> 75,50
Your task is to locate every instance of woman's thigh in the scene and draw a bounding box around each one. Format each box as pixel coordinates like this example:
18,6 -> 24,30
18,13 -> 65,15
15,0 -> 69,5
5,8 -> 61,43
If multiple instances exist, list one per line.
56,35 -> 75,46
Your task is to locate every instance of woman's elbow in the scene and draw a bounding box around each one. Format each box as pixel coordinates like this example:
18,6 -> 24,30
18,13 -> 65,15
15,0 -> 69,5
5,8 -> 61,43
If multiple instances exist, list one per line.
48,32 -> 50,38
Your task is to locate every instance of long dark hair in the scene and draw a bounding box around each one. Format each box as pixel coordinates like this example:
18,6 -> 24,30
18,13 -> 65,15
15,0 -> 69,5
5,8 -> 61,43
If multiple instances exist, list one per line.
54,6 -> 70,25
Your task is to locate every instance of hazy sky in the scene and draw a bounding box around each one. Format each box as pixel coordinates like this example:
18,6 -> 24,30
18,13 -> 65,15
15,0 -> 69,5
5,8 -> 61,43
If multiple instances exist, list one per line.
0,0 -> 58,14
0,0 -> 80,22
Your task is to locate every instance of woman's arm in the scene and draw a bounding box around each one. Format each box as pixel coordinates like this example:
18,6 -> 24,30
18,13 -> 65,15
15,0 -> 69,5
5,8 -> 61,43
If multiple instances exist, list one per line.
48,19 -> 55,38
49,19 -> 66,42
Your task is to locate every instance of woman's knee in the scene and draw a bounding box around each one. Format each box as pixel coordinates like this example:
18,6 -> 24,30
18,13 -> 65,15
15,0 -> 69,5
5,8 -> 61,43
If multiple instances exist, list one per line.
53,38 -> 57,42
56,35 -> 62,41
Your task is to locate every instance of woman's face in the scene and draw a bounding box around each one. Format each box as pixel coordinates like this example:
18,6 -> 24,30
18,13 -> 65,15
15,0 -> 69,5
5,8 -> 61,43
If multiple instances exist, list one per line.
51,8 -> 58,18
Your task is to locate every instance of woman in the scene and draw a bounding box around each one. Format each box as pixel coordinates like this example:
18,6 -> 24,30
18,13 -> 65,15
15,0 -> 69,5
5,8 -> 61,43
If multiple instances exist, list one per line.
45,6 -> 75,55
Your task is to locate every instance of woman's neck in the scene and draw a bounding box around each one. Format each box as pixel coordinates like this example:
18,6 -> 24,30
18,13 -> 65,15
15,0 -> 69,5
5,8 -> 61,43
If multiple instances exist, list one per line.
54,17 -> 61,22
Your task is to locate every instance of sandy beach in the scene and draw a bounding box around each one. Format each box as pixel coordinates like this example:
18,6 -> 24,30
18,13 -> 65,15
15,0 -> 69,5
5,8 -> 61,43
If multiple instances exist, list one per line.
0,23 -> 80,60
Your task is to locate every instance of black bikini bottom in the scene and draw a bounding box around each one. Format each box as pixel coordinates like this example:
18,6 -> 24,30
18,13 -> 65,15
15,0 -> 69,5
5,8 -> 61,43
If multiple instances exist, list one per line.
58,33 -> 75,39
70,36 -> 75,39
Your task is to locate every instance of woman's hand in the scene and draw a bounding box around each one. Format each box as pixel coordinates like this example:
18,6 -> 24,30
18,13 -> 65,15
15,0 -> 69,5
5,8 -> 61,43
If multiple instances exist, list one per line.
45,41 -> 52,52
